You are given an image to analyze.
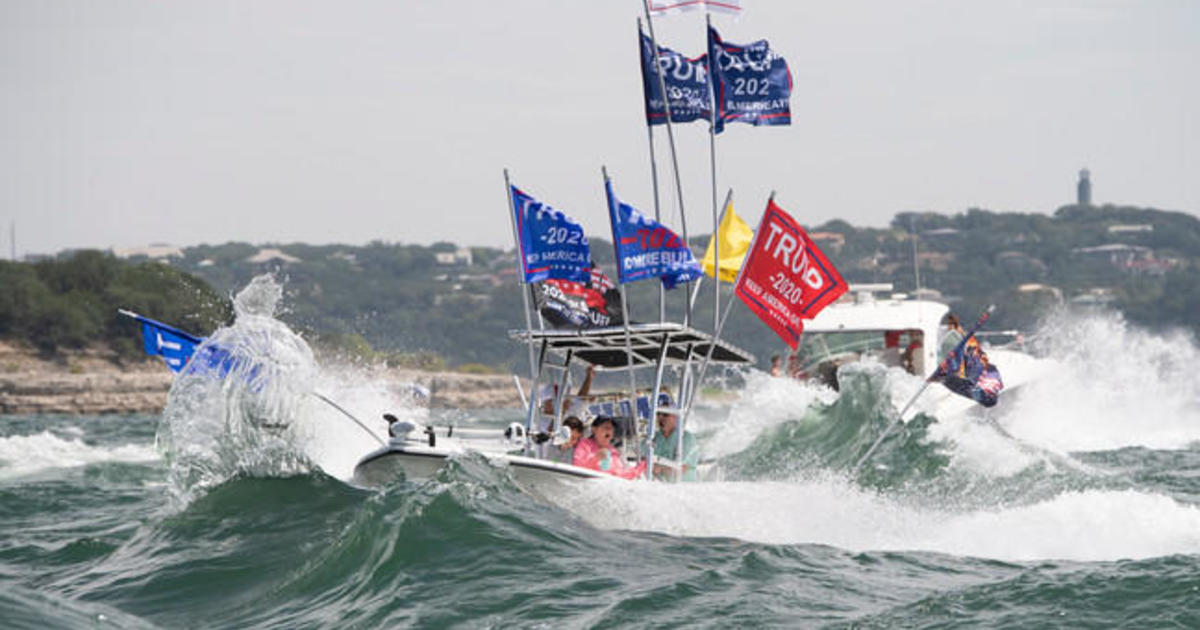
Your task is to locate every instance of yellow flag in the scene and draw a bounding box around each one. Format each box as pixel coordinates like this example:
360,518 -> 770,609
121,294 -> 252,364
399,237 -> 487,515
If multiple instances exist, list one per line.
701,203 -> 754,283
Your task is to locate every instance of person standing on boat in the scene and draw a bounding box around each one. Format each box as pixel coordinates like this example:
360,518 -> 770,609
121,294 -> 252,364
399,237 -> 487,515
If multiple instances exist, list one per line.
534,365 -> 597,456
651,394 -> 699,482
552,416 -> 585,464
940,314 -> 965,361
573,416 -> 645,479
902,330 -> 924,376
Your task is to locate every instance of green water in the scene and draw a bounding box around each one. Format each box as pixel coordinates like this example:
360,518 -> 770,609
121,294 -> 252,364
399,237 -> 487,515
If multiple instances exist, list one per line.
3,386 -> 1199,630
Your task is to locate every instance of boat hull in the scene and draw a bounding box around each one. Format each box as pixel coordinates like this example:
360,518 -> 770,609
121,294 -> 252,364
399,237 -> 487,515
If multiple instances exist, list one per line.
352,442 -> 611,488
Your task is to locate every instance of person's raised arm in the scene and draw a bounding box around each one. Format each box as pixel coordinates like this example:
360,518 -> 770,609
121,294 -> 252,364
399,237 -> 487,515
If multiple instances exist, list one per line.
576,364 -> 596,397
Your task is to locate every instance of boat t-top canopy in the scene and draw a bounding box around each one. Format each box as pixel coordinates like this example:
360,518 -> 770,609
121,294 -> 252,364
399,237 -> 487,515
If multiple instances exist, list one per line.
509,322 -> 755,370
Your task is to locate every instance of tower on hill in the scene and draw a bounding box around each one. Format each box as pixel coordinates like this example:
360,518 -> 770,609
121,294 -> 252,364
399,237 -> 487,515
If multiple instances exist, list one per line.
1077,168 -> 1092,206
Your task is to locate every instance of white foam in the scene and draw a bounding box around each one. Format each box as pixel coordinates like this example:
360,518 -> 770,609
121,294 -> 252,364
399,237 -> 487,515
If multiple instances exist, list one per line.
550,477 -> 1200,562
0,431 -> 159,480
700,369 -> 838,458
995,309 -> 1200,452
293,370 -> 428,481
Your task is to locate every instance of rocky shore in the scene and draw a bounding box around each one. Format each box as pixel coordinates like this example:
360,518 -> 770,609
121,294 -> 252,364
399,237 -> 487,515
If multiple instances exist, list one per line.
0,342 -> 522,415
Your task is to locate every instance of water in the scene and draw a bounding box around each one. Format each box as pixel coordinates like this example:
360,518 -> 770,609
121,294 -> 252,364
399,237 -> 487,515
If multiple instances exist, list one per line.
3,287 -> 1200,628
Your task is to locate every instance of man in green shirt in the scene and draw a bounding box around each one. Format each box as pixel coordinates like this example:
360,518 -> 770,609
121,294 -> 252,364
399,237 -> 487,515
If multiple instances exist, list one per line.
651,393 -> 699,482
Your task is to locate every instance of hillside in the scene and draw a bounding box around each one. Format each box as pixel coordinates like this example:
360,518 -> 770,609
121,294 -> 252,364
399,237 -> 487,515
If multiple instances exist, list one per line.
4,203 -> 1198,374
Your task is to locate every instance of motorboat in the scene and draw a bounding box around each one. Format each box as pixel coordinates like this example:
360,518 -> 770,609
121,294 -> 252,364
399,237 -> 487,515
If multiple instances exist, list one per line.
795,283 -> 1044,421
351,322 -> 755,487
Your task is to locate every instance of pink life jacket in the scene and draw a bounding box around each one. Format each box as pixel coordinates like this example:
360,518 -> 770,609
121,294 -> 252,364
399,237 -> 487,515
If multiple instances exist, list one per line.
572,437 -> 646,480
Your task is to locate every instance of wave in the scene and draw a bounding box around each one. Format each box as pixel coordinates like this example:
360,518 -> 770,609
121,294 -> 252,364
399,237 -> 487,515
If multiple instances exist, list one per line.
997,308 -> 1200,452
548,476 -> 1200,562
0,431 -> 159,481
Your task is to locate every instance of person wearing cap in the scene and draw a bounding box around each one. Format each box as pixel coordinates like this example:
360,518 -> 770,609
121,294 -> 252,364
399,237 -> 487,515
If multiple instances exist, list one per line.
651,393 -> 699,482
572,415 -> 645,479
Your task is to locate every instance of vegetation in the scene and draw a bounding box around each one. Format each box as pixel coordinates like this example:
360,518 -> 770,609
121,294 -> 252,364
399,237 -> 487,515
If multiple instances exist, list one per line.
3,203 -> 1197,370
0,251 -> 230,358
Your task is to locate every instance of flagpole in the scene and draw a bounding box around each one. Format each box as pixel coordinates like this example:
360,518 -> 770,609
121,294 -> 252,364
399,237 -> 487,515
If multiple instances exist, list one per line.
689,187 -> 732,318
641,0 -> 692,327
604,166 -> 642,442
504,168 -> 542,451
638,18 -> 667,324
713,188 -> 731,332
706,12 -> 721,335
680,191 -> 774,430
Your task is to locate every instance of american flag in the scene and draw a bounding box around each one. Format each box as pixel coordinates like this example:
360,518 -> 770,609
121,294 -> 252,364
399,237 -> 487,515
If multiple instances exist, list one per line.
589,266 -> 615,292
648,0 -> 743,18
977,370 -> 1004,396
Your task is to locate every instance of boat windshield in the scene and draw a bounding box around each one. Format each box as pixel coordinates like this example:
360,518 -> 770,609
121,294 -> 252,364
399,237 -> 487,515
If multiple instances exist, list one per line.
796,329 -> 927,387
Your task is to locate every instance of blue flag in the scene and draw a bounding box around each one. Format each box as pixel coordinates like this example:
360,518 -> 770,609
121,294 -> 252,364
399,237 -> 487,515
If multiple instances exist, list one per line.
511,186 -> 592,284
605,178 -> 701,289
707,26 -> 792,133
930,308 -> 1004,408
129,311 -> 202,372
123,310 -> 262,384
639,30 -> 712,127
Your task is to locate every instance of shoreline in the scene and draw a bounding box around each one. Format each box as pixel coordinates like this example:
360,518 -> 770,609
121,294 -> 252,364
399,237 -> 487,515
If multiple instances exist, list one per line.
0,341 -> 523,416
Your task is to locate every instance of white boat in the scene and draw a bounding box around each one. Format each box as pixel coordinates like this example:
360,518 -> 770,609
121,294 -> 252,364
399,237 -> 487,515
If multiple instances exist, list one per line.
797,283 -> 1044,421
351,323 -> 755,487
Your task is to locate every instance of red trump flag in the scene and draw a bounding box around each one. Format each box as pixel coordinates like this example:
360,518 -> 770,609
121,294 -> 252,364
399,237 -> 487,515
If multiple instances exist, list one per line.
734,199 -> 848,349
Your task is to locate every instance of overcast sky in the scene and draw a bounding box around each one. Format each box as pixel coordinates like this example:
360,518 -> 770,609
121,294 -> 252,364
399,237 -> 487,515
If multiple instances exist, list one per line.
2,1 -> 1196,257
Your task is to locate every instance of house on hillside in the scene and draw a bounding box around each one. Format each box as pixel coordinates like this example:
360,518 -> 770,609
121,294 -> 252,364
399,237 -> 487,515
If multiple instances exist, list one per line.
1069,243 -> 1176,275
1107,224 -> 1153,235
1017,283 -> 1063,302
921,228 -> 959,240
111,244 -> 183,260
809,232 -> 845,254
916,251 -> 955,272
995,251 -> 1048,277
435,247 -> 473,266
246,248 -> 301,264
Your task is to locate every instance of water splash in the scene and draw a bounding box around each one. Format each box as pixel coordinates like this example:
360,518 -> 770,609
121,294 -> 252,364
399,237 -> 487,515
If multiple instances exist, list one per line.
0,431 -> 159,480
154,274 -> 433,505
998,307 -> 1200,452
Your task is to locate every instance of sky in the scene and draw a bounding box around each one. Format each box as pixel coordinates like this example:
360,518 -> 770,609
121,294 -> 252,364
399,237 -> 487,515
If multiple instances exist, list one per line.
1,0 -> 1196,257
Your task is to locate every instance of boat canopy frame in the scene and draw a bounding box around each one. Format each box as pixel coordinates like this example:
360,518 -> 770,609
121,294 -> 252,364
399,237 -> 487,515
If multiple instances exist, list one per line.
508,322 -> 755,370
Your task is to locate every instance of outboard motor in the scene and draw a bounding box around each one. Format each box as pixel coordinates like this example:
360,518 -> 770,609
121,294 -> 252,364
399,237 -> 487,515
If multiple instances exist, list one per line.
384,413 -> 418,443
503,422 -> 526,445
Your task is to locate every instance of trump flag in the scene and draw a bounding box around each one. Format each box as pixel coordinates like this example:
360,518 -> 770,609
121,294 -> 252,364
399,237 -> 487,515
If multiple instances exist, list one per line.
734,198 -> 847,349
639,31 -> 712,127
511,185 -> 592,284
707,26 -> 792,133
606,178 -> 702,289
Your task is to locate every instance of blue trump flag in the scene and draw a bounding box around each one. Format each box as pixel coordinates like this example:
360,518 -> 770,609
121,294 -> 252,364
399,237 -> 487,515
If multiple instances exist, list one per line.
511,185 -> 591,284
124,310 -> 202,372
639,30 -> 712,127
707,26 -> 792,133
121,309 -> 262,384
605,178 -> 701,289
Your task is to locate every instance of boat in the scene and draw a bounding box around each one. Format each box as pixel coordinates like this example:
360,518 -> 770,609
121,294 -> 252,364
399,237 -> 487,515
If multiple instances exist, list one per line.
351,322 -> 755,487
794,283 -> 1044,421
